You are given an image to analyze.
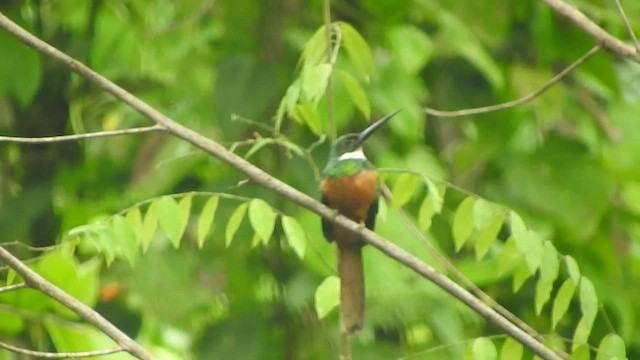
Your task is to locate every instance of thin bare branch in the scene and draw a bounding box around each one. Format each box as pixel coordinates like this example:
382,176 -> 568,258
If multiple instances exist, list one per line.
0,282 -> 27,294
0,125 -> 165,144
0,246 -> 154,360
612,0 -> 640,53
540,0 -> 640,62
423,46 -> 601,118
0,341 -> 123,359
0,12 -> 562,360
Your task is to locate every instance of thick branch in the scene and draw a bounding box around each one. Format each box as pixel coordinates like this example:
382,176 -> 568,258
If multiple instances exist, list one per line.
0,247 -> 154,360
0,12 -> 562,360
540,0 -> 640,63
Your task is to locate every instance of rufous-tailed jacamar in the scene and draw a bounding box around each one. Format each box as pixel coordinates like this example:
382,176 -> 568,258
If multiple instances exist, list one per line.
320,110 -> 399,334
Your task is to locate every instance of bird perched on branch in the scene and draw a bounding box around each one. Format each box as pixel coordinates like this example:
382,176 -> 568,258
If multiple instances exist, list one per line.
320,110 -> 399,334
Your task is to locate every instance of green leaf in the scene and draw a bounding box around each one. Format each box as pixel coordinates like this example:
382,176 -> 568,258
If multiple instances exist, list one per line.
523,230 -> 544,273
500,338 -> 523,360
509,211 -> 528,252
301,63 -> 332,104
281,216 -> 307,259
452,197 -> 476,251
579,277 -> 598,321
245,138 -> 275,159
387,24 -> 433,74
293,102 -> 322,135
535,277 -> 554,315
226,203 -> 248,247
0,32 -> 42,106
111,215 -> 138,265
125,207 -> 144,244
142,201 -> 159,252
497,236 -> 522,276
338,22 -> 375,79
596,334 -> 626,360
466,337 -> 497,360
570,345 -> 590,360
301,25 -> 328,69
45,321 -> 117,355
539,242 -> 560,282
552,278 -> 577,329
565,256 -> 581,282
512,261 -> 534,292
337,70 -> 370,119
315,276 -> 340,319
474,212 -> 504,260
391,173 -> 420,209
573,315 -> 596,350
248,199 -> 277,244
157,196 -> 186,248
417,180 -> 444,232
197,196 -> 219,248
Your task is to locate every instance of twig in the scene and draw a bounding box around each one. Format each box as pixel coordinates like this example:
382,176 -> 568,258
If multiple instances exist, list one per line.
423,46 -> 601,118
0,12 -> 562,360
0,341 -> 123,358
540,0 -> 640,62
0,282 -> 27,294
0,125 -> 165,143
0,246 -> 154,360
612,0 -> 640,53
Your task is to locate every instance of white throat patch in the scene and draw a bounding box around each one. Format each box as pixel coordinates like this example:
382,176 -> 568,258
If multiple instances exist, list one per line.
338,148 -> 366,161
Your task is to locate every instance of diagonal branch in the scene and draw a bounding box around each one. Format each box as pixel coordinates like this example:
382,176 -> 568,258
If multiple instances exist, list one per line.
0,341 -> 123,359
540,0 -> 640,63
423,45 -> 600,118
0,12 -> 563,360
0,125 -> 165,143
0,246 -> 154,360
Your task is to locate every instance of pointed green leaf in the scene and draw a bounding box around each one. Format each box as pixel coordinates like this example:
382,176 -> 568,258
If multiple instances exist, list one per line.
391,173 -> 420,209
178,194 -> 192,231
387,24 -> 433,74
565,256 -> 581,282
535,277 -> 554,315
338,22 -> 375,79
474,212 -> 505,260
512,261 -> 534,292
452,197 -> 476,251
293,102 -> 322,135
596,334 -> 626,360
281,216 -> 307,259
573,315 -> 596,350
111,215 -> 138,265
552,278 -> 577,329
125,207 -> 144,243
245,138 -> 275,159
301,25 -> 328,69
197,196 -> 219,248
226,203 -> 248,247
142,201 -> 159,252
417,180 -> 444,232
157,196 -> 186,248
500,338 -> 523,360
540,242 -> 560,282
523,230 -> 544,273
301,64 -> 332,104
570,345 -> 590,360
248,199 -> 277,244
579,277 -> 598,321
509,211 -> 528,253
497,236 -> 522,276
337,70 -> 370,119
466,337 -> 497,360
315,276 -> 340,319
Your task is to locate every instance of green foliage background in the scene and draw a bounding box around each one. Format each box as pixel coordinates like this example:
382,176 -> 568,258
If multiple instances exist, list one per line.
1,0 -> 640,359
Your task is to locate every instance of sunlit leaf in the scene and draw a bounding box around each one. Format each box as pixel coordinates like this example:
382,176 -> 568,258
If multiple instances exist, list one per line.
535,277 -> 554,315
338,22 -> 375,79
512,261 -> 534,292
466,337 -> 497,360
111,215 -> 138,265
315,276 -> 340,319
474,212 -> 504,260
301,25 -> 328,69
596,334 -> 626,360
142,201 -> 159,252
552,278 -> 577,329
301,64 -> 332,105
572,315 -> 596,351
197,196 -> 219,248
453,197 -> 476,251
569,345 -> 590,360
293,102 -> 322,135
497,236 -> 522,276
226,203 -> 248,247
565,256 -> 581,282
387,24 -> 433,74
248,199 -> 277,244
523,230 -> 544,273
337,70 -> 370,119
417,179 -> 444,232
500,338 -> 523,360
539,242 -> 560,282
281,216 -> 307,259
245,138 -> 275,159
391,173 -> 420,209
157,196 -> 185,248
579,277 -> 598,321
125,207 -> 144,244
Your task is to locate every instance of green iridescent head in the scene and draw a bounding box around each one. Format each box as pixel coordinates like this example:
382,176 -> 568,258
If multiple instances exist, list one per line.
323,110 -> 400,177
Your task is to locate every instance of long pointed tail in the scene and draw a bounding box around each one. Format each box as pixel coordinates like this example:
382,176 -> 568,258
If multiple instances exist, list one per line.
338,245 -> 364,334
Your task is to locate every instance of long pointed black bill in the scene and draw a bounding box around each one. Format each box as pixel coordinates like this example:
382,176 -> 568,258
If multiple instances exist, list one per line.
356,109 -> 401,146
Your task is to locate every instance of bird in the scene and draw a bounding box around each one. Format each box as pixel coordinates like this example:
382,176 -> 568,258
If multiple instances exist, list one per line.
320,110 -> 399,334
